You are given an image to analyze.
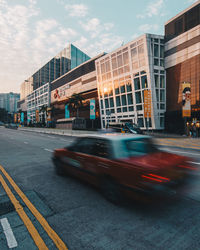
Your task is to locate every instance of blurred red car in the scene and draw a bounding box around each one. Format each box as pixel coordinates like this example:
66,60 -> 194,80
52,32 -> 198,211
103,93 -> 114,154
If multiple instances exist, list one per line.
52,134 -> 196,203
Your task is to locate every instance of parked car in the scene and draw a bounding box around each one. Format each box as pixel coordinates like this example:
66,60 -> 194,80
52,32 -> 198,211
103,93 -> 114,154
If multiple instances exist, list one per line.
5,123 -> 18,129
52,134 -> 196,203
0,121 -> 4,126
107,122 -> 143,134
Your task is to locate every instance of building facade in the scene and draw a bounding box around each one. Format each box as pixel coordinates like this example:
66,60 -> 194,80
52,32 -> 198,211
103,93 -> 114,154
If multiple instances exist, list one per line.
0,93 -> 20,113
32,44 -> 90,90
51,53 -> 105,127
95,34 -> 165,130
165,1 -> 200,133
27,83 -> 50,123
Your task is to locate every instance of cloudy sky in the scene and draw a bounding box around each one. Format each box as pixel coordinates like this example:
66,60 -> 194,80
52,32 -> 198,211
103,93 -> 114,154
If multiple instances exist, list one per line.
0,0 -> 198,93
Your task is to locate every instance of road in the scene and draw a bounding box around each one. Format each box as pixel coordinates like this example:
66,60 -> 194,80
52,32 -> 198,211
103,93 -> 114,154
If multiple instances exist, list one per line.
0,127 -> 200,249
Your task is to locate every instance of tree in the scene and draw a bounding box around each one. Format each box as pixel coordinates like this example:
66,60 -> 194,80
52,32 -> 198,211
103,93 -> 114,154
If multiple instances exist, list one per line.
68,93 -> 84,117
39,105 -> 48,125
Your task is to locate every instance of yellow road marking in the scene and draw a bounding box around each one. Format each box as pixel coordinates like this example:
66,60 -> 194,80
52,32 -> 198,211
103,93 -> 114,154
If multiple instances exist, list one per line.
0,175 -> 48,250
0,165 -> 68,250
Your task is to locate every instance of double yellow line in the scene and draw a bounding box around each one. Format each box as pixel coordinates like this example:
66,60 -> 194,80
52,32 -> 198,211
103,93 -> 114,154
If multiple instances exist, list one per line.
0,165 -> 68,250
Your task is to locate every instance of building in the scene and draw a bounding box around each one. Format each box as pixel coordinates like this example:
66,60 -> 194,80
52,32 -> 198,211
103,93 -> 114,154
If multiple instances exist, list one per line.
0,93 -> 20,113
20,77 -> 33,100
27,82 -> 50,124
165,1 -> 200,133
51,53 -> 105,128
32,44 -> 90,90
95,34 -> 165,130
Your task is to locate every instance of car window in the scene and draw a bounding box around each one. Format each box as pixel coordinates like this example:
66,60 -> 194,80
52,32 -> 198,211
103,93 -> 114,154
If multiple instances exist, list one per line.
92,139 -> 111,159
121,138 -> 158,157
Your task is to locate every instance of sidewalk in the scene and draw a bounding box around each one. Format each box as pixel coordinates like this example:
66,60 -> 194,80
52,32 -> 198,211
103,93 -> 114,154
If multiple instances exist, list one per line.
18,127 -> 200,141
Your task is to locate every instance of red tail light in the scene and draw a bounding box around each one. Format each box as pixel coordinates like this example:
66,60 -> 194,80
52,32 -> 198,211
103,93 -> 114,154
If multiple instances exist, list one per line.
177,165 -> 197,170
142,174 -> 170,183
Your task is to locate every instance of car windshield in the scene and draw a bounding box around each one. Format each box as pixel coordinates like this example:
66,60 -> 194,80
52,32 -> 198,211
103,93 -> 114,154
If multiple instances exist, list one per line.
121,138 -> 159,158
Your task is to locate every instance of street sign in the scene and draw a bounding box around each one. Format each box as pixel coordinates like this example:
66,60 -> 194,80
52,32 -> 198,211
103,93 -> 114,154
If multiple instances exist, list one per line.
90,99 -> 95,120
144,89 -> 151,118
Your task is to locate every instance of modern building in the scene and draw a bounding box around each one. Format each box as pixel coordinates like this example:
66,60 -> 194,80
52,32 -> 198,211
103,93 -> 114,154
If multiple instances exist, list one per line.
95,33 -> 165,130
51,53 -> 105,128
32,44 -> 90,90
165,1 -> 200,133
27,82 -> 50,123
20,77 -> 33,100
0,93 -> 20,113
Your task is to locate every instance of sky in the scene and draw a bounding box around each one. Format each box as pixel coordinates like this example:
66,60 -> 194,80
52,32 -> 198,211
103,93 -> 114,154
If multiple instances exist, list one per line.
0,0 -> 198,93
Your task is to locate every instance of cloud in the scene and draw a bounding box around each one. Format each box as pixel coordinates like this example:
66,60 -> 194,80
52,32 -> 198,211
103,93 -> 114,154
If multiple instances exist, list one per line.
137,0 -> 165,19
139,24 -> 159,33
65,4 -> 88,17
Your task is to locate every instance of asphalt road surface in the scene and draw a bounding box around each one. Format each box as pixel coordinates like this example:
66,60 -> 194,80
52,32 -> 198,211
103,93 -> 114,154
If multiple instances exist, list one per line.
0,127 -> 200,250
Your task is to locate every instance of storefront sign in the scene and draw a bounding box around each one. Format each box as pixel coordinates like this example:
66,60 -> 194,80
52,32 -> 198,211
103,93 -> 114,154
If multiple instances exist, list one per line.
47,108 -> 52,122
90,99 -> 95,120
14,113 -> 17,123
65,105 -> 70,119
182,82 -> 191,117
144,90 -> 151,118
27,111 -> 31,123
52,85 -> 71,102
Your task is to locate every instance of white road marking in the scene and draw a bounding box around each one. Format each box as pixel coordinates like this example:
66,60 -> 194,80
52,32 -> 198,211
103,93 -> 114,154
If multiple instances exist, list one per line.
0,218 -> 18,248
190,161 -> 200,165
47,135 -> 56,139
24,142 -> 28,144
162,148 -> 200,157
44,148 -> 53,152
60,139 -> 71,142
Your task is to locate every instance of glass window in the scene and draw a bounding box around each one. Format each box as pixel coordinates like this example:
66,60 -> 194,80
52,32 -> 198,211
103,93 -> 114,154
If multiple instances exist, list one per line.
105,61 -> 110,72
132,61 -> 139,69
117,55 -> 123,67
101,110 -> 104,115
160,45 -> 164,58
101,63 -> 105,74
135,92 -> 142,104
154,44 -> 159,57
156,89 -> 159,102
109,98 -> 114,108
113,70 -> 118,77
155,75 -> 159,88
134,78 -> 140,90
115,80 -> 119,94
160,59 -> 164,67
136,105 -> 142,111
123,52 -> 129,65
160,70 -> 165,74
116,96 -> 121,107
129,106 -> 134,111
120,82 -> 125,93
131,48 -> 137,61
105,99 -> 109,108
160,117 -> 164,127
117,108 -> 121,113
124,65 -> 130,73
127,94 -> 133,105
160,103 -> 165,109
118,67 -> 124,75
123,107 -> 127,112
154,58 -> 159,66
160,75 -> 165,88
121,95 -> 127,106
112,57 -> 117,70
154,38 -> 159,43
126,81 -> 132,92
93,139 -> 110,158
141,75 -> 147,88
138,44 -> 144,57
160,90 -> 165,102
138,118 -> 144,127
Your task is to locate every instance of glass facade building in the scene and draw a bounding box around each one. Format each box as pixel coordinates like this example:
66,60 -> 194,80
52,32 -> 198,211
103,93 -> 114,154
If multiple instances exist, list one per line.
95,34 -> 165,130
32,44 -> 90,90
0,93 -> 20,113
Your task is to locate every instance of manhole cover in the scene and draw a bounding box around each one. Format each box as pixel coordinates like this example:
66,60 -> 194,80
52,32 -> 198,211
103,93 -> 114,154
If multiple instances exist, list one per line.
0,201 -> 15,216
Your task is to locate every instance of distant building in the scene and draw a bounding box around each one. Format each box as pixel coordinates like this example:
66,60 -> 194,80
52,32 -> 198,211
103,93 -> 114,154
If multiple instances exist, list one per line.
165,1 -> 200,133
20,77 -> 33,100
0,93 -> 20,113
95,33 -> 165,130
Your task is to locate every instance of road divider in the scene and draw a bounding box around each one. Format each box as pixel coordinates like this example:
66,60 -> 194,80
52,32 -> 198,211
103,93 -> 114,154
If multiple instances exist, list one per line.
0,165 -> 68,250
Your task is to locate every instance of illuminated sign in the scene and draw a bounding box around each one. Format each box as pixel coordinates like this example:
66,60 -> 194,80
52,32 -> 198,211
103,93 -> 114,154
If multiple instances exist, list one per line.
144,89 -> 151,118
90,99 -> 95,120
182,82 -> 191,117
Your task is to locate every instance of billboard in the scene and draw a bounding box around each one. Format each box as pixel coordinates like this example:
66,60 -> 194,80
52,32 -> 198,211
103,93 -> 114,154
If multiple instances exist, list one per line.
182,82 -> 191,117
90,99 -> 95,120
144,89 -> 151,118
65,105 -> 70,119
20,112 -> 24,123
14,113 -> 17,123
27,111 -> 31,123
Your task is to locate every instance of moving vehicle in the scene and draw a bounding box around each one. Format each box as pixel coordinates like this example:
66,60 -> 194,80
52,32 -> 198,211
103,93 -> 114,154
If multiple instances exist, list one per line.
4,123 -> 18,129
52,134 -> 196,203
107,122 -> 143,134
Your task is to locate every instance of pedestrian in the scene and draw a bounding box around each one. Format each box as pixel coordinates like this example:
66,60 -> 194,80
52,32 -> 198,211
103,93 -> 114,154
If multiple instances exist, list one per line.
193,124 -> 197,138
189,125 -> 193,137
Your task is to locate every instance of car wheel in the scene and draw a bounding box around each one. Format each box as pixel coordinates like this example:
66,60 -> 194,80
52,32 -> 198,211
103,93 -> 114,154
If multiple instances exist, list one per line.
100,177 -> 122,204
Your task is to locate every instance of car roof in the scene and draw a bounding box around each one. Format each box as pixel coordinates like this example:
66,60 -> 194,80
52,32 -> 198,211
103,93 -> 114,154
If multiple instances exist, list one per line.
78,133 -> 150,141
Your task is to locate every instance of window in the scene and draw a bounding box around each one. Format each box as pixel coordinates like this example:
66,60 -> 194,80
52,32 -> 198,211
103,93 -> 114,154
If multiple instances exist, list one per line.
109,98 -> 114,108
154,59 -> 159,66
116,96 -> 121,106
101,63 -> 105,74
126,81 -> 132,92
121,95 -> 127,106
141,75 -> 147,88
138,118 -> 144,127
160,59 -> 164,67
115,80 -> 119,94
160,45 -> 164,58
155,75 -> 159,88
105,61 -> 110,72
160,75 -> 165,88
123,107 -> 127,112
156,89 -> 159,102
154,44 -> 159,57
128,106 -> 134,111
123,52 -> 129,64
120,82 -> 125,93
127,94 -> 133,105
112,57 -> 117,70
117,108 -> 122,113
134,78 -> 140,90
105,99 -> 109,108
160,90 -> 165,102
135,92 -> 142,104
138,44 -> 144,57
131,48 -> 137,61
117,54 -> 123,67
